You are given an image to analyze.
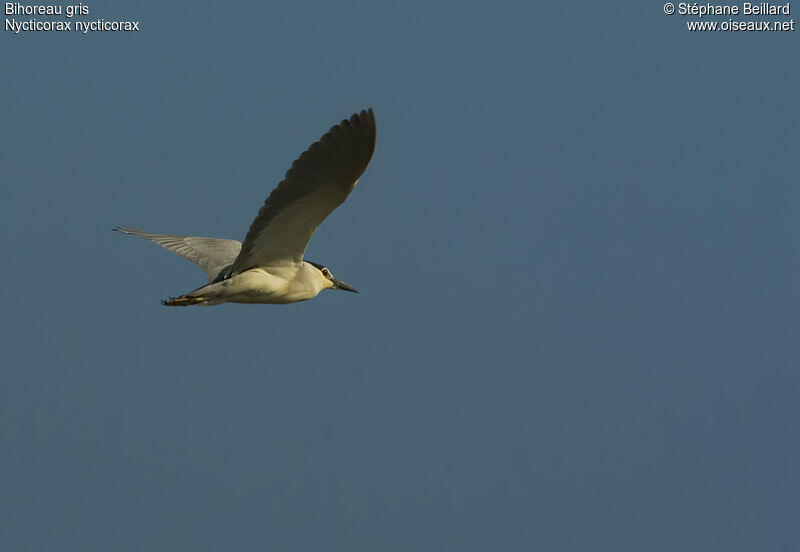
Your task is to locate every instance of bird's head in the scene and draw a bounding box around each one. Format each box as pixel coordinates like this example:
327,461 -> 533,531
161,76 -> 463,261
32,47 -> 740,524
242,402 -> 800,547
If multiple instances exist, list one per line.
307,261 -> 358,293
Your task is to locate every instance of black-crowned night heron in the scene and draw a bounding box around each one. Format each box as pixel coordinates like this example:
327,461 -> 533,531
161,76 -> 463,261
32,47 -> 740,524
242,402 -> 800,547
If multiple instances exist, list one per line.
115,109 -> 376,306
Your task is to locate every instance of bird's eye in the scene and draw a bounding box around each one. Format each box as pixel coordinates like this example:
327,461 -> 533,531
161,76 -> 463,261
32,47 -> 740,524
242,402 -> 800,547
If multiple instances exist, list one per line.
322,268 -> 329,277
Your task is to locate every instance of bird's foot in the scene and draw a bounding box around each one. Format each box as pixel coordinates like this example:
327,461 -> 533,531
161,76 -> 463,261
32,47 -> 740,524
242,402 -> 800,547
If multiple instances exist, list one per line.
162,295 -> 206,307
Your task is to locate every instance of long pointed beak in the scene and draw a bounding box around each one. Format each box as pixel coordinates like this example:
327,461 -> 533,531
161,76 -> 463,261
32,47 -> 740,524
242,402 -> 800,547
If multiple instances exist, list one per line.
332,278 -> 358,293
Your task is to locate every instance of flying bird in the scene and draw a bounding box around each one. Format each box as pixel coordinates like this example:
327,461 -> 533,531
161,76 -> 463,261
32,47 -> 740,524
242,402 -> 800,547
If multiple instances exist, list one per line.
116,109 -> 376,306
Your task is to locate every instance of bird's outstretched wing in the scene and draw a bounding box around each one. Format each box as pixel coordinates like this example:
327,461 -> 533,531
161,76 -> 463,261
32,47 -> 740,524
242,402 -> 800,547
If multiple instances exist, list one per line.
231,108 -> 377,274
114,227 -> 241,283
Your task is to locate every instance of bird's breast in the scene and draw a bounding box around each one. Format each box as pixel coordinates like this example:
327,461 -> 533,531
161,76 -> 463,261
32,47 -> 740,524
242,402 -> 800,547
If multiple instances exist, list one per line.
222,266 -> 321,304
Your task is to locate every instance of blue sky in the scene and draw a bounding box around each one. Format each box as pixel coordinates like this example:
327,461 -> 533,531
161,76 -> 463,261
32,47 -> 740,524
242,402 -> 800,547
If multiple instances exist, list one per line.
2,1 -> 797,550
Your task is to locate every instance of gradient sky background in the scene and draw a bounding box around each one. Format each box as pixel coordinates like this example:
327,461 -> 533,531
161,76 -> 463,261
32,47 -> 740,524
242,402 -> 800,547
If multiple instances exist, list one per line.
2,1 -> 797,550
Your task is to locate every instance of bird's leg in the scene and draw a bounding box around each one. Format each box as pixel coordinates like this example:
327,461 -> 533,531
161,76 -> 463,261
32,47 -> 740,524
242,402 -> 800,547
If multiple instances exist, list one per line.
162,295 -> 207,306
